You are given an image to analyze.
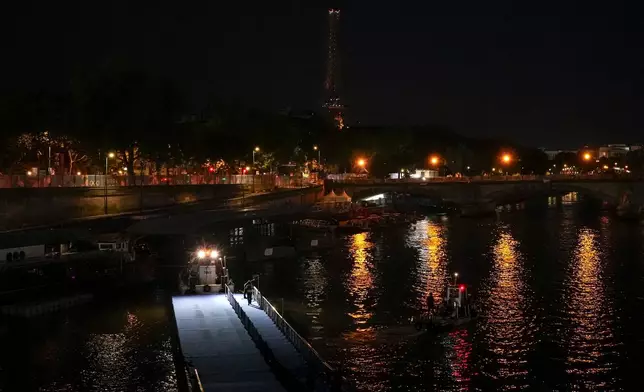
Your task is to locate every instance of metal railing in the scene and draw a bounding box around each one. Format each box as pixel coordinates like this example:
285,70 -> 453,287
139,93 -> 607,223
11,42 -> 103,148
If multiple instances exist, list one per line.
332,173 -> 640,185
225,285 -> 304,392
0,173 -> 310,189
185,363 -> 205,392
252,286 -> 351,391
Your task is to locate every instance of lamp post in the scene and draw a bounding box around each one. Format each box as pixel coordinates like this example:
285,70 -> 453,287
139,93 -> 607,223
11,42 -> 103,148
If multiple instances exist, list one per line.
500,153 -> 513,175
356,158 -> 368,174
252,146 -> 260,164
313,145 -> 321,164
104,152 -> 115,214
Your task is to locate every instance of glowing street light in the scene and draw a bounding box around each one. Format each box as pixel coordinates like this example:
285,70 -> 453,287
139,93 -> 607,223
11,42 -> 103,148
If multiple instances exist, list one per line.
357,159 -> 366,167
583,152 -> 592,161
501,154 -> 512,164
76,171 -> 81,176
430,156 -> 439,166
253,146 -> 260,164
104,152 -> 116,214
313,145 -> 321,163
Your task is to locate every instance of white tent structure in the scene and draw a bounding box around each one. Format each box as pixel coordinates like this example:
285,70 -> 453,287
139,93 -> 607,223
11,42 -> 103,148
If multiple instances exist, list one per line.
322,190 -> 351,204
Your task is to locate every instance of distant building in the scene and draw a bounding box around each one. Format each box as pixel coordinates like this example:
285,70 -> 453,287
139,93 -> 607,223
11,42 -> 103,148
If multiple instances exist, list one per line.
542,149 -> 578,161
598,144 -> 630,158
389,169 -> 438,180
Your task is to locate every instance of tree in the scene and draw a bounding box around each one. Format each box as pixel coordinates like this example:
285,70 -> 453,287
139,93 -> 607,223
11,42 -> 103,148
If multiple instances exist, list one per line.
59,136 -> 88,175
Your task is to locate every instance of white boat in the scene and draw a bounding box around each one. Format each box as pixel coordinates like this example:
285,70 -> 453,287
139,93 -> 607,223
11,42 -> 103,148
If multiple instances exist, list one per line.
181,246 -> 233,294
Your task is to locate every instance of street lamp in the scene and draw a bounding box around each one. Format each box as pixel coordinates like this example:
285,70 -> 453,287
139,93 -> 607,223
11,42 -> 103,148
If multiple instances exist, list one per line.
430,156 -> 439,166
253,146 -> 260,164
501,154 -> 512,164
104,152 -> 115,214
313,145 -> 321,163
356,158 -> 368,174
583,152 -> 592,161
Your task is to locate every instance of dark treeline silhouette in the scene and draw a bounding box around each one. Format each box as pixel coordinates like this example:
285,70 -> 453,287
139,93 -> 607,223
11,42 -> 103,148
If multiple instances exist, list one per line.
0,67 -> 552,177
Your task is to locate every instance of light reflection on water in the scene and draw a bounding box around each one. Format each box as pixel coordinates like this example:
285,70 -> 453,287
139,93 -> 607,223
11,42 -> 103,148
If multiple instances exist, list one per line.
409,219 -> 449,310
347,232 -> 375,328
0,297 -> 177,392
476,228 -> 533,391
290,206 -> 639,391
564,228 -> 618,389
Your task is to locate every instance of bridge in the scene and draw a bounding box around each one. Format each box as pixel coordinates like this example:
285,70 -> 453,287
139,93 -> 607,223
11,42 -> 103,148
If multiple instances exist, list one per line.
171,286 -> 345,392
329,175 -> 644,217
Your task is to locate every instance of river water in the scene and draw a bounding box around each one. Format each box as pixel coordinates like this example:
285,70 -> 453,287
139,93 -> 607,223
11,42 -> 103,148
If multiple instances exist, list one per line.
3,195 -> 644,391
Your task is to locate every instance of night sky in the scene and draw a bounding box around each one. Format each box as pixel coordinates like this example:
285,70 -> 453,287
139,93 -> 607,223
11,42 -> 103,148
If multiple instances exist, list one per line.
3,0 -> 643,147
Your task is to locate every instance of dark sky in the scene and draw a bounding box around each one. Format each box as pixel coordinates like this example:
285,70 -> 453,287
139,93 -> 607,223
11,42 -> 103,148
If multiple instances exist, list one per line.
3,0 -> 643,147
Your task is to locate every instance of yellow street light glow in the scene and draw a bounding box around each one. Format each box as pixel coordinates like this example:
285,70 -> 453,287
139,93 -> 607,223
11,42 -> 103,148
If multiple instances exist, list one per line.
492,168 -> 496,172
210,249 -> 219,259
76,171 -> 81,176
502,154 -> 511,164
254,146 -> 260,152
245,166 -> 251,171
197,249 -> 206,259
313,145 -> 318,151
583,153 -> 591,161
108,152 -> 115,159
27,170 -> 33,176
603,165 -> 609,169
357,159 -> 366,167
430,156 -> 439,165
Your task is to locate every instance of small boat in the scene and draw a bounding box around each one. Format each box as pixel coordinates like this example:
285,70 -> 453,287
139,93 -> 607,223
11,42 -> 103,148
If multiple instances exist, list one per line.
411,278 -> 478,332
335,218 -> 372,234
180,246 -> 233,294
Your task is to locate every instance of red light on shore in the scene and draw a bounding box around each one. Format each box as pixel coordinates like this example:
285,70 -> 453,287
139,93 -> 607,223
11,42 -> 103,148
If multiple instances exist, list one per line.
459,285 -> 465,291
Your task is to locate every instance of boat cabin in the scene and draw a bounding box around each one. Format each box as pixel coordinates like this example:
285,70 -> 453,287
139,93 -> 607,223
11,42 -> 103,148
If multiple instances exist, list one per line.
96,234 -> 130,253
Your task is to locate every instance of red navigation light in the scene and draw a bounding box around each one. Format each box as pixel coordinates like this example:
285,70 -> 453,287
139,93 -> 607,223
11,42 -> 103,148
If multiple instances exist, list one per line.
459,285 -> 465,292
208,167 -> 214,172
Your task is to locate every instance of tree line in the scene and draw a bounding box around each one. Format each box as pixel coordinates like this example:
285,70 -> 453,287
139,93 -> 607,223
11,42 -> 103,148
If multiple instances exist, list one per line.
1,67 -> 573,179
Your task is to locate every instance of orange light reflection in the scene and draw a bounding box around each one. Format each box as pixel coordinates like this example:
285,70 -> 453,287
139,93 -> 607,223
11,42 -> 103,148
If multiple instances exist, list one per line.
347,232 -> 374,328
480,230 -> 531,390
564,229 -> 615,389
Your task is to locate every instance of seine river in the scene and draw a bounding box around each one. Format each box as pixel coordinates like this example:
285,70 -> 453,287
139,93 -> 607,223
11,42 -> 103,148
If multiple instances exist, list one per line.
2,194 -> 644,391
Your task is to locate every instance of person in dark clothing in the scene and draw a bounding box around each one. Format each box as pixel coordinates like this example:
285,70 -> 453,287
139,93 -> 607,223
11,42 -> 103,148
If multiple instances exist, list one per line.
243,279 -> 253,299
245,282 -> 253,305
427,294 -> 435,313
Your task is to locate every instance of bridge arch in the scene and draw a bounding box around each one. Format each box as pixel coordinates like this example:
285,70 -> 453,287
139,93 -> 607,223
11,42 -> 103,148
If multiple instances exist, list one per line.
336,186 -> 453,204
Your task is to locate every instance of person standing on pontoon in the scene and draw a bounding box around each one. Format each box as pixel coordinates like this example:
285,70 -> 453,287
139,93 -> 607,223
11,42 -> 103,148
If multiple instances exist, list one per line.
426,293 -> 435,321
